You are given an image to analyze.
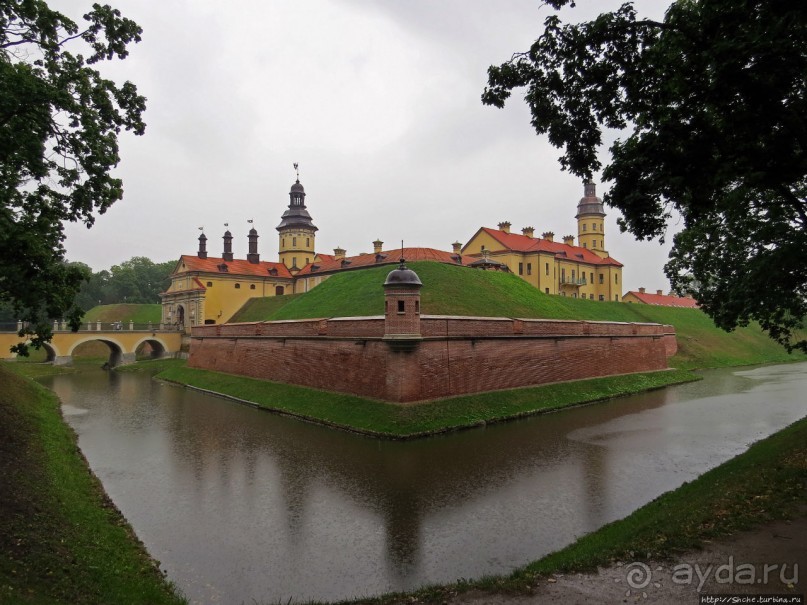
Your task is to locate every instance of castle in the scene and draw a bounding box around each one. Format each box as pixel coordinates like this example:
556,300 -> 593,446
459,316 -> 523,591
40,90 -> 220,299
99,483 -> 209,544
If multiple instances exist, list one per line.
161,174 -> 625,330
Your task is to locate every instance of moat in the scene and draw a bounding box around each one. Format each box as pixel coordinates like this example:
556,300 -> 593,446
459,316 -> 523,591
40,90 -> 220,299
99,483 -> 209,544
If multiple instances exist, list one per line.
42,362 -> 807,604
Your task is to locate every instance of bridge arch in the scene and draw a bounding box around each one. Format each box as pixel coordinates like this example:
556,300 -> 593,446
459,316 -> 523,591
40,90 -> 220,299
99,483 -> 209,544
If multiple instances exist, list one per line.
132,337 -> 169,360
67,337 -> 128,367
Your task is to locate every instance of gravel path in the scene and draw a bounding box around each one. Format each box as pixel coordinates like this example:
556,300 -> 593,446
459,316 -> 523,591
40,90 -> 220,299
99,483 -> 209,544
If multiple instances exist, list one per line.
450,515 -> 806,604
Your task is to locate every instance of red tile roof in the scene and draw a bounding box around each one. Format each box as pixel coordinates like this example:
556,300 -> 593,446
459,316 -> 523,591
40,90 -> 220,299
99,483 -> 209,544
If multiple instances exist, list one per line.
465,227 -> 623,267
296,247 -> 470,276
176,255 -> 294,279
626,291 -> 699,308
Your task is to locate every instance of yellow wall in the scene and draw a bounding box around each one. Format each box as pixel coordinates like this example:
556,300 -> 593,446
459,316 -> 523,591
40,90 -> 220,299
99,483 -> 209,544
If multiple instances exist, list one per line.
162,271 -> 291,327
462,230 -> 623,302
279,227 -> 316,270
577,215 -> 606,254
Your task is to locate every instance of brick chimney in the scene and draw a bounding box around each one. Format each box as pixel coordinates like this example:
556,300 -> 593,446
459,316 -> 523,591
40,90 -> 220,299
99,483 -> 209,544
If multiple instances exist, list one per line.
222,230 -> 234,262
197,232 -> 208,259
334,247 -> 346,260
563,234 -> 575,246
542,231 -> 554,242
247,228 -> 260,264
522,226 -> 534,238
452,241 -> 462,254
498,221 -> 511,234
639,287 -> 646,294
373,239 -> 383,254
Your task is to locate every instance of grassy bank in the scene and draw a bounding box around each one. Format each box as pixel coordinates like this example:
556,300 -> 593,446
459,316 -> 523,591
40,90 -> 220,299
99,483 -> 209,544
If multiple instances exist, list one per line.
0,363 -> 186,604
156,363 -> 698,439
83,303 -> 161,324
229,262 -> 805,370
338,415 -> 807,604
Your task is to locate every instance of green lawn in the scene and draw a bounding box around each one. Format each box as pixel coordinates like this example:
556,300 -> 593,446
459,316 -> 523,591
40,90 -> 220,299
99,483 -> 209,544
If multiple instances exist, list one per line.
228,261 -> 805,370
157,363 -> 698,438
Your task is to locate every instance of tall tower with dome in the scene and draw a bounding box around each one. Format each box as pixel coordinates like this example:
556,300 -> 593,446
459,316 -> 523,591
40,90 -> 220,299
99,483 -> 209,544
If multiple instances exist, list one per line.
576,181 -> 607,258
276,164 -> 317,272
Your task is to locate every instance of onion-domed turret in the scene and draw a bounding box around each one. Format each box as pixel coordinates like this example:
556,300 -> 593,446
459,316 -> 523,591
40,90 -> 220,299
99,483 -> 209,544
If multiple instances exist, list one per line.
277,164 -> 318,272
384,259 -> 422,288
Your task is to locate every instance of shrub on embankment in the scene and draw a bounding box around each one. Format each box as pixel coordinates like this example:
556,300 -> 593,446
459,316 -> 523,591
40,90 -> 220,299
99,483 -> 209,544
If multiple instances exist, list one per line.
228,262 -> 805,369
0,363 -> 186,604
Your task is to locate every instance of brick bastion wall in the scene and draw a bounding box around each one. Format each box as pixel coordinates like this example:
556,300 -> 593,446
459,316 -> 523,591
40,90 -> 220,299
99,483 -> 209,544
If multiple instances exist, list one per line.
187,316 -> 677,403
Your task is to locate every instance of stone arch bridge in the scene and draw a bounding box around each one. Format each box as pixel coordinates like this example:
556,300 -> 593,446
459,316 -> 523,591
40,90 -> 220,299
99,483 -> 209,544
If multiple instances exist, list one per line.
0,322 -> 183,367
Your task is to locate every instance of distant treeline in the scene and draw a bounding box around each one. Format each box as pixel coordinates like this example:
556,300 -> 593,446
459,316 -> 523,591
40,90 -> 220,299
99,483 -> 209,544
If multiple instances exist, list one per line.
0,257 -> 175,323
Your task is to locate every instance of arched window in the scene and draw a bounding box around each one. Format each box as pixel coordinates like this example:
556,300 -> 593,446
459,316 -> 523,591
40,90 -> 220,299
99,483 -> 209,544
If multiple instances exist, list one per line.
250,284 -> 256,290
235,283 -> 240,289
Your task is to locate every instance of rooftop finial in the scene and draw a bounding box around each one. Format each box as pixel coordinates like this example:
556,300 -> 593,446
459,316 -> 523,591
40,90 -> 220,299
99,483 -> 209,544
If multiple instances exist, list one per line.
400,239 -> 405,267
293,162 -> 300,183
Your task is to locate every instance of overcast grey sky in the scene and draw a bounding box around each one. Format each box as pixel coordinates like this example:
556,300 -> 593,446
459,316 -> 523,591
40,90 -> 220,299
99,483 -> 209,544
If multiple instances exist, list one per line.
60,0 -> 675,293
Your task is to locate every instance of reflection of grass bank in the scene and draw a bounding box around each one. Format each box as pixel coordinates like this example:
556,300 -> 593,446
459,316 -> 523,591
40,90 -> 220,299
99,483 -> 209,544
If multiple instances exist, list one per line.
336,415 -> 807,604
0,363 -> 186,604
155,362 -> 699,439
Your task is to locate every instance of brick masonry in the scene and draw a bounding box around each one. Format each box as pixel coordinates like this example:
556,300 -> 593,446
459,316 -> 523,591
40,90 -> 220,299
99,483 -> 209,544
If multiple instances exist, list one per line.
188,316 -> 677,403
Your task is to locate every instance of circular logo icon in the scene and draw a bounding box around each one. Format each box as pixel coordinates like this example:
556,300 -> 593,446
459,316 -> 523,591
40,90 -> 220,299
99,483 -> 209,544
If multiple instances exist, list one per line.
626,562 -> 652,589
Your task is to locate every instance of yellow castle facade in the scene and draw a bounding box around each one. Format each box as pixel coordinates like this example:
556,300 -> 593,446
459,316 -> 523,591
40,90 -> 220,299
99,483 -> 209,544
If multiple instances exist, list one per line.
161,176 -> 624,330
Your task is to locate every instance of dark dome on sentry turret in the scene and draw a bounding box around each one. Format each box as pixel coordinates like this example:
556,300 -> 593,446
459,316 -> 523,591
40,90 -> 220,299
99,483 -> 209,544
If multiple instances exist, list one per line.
290,180 -> 305,194
576,181 -> 606,218
384,259 -> 422,288
276,177 -> 318,232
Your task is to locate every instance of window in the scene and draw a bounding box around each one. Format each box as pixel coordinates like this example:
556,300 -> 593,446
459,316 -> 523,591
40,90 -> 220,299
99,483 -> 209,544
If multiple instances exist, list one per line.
573,293 -> 577,299
292,237 -> 297,247
518,262 -> 524,275
235,283 -> 240,289
583,243 -> 587,248
615,294 -> 619,301
206,281 -> 212,287
305,258 -> 309,265
385,300 -> 389,315
592,223 -> 596,231
582,224 -> 587,231
282,238 -> 285,247
545,288 -> 549,294
599,273 -> 604,284
526,263 -> 532,275
590,272 -> 594,284
545,262 -> 550,276
571,270 -> 576,280
481,245 -> 486,252
615,274 -> 619,284
397,300 -> 405,313
599,295 -> 605,301
275,286 -> 284,296
593,240 -> 597,248
250,284 -> 256,290
561,268 -> 566,281
306,238 -> 310,247
590,294 -> 595,300
415,300 -> 420,314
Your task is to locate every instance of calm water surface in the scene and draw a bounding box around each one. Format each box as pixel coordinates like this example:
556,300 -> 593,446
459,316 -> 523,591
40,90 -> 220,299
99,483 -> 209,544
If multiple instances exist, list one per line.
44,362 -> 807,604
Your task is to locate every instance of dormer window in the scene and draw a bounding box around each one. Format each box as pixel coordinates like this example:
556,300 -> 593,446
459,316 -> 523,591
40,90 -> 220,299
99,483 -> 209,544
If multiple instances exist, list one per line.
217,263 -> 229,272
268,267 -> 278,276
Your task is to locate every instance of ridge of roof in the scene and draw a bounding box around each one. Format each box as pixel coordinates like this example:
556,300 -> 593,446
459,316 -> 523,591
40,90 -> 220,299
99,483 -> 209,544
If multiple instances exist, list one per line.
626,291 -> 699,308
177,255 -> 294,279
478,227 -> 623,267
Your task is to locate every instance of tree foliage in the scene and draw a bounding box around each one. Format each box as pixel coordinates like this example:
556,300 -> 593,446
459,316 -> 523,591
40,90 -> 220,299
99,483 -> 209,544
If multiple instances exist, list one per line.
72,256 -> 174,310
483,0 -> 807,351
0,1 -> 146,354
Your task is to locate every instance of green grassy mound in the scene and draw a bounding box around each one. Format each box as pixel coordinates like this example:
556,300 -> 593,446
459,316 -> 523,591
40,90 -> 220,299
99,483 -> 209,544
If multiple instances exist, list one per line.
228,293 -> 302,322
82,304 -> 161,325
229,262 -> 804,369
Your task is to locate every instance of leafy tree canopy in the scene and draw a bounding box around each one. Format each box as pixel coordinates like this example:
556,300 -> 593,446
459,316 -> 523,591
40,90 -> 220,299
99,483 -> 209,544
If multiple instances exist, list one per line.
0,0 -> 146,354
73,256 -> 174,310
483,0 -> 807,351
